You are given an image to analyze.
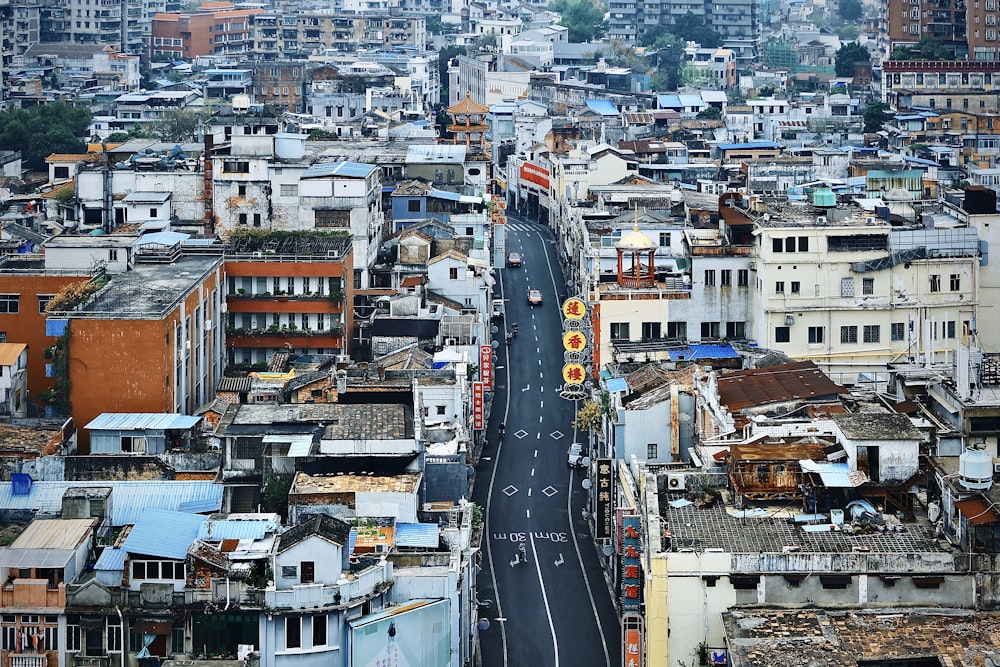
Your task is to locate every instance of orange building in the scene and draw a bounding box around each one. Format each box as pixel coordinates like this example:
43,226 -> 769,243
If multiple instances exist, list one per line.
224,232 -> 354,364
0,253 -> 91,415
151,2 -> 262,60
47,251 -> 225,453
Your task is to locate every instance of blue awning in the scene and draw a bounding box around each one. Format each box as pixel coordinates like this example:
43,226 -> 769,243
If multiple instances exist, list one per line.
395,523 -> 440,548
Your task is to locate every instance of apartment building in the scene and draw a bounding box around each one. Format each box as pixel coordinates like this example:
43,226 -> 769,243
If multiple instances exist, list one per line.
150,2 -> 261,59
250,12 -> 426,60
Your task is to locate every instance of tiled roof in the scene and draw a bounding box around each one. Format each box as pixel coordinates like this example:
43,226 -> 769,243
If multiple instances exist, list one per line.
277,513 -> 351,552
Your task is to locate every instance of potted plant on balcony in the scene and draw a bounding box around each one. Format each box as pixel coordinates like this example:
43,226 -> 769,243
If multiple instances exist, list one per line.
329,290 -> 346,305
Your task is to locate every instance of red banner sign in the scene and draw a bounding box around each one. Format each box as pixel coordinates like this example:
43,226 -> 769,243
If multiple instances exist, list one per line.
480,345 -> 493,390
520,162 -> 550,190
625,627 -> 642,667
473,382 -> 484,430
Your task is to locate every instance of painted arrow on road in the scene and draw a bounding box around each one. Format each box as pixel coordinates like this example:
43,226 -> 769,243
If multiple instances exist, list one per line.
554,553 -> 564,567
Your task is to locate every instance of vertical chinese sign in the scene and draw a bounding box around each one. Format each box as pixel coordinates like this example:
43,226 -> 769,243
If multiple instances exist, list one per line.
623,614 -> 643,667
595,458 -> 614,539
620,514 -> 642,611
472,381 -> 484,430
479,344 -> 493,391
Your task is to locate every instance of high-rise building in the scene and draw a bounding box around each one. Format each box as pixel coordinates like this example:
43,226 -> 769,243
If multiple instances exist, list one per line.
886,0 -> 967,59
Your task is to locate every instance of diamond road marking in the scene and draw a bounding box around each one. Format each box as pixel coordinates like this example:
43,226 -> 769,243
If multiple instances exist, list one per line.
550,430 -> 564,440
503,485 -> 519,496
515,429 -> 529,439
542,486 -> 558,497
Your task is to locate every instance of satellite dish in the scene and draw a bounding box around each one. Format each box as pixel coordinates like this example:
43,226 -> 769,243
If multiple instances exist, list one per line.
491,325 -> 499,334
581,478 -> 592,490
491,341 -> 499,349
477,619 -> 490,632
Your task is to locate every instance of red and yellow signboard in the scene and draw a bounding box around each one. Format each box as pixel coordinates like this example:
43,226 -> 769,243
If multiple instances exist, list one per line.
520,162 -> 550,190
562,297 -> 586,320
472,382 -> 484,430
562,363 -> 586,385
480,345 -> 493,390
624,627 -> 642,667
562,331 -> 587,352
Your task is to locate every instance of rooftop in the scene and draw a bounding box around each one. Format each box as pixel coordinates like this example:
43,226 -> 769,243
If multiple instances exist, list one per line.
290,471 -> 422,495
301,161 -> 378,180
832,412 -> 923,441
277,513 -> 351,552
717,361 -> 849,412
723,608 -> 1000,667
11,518 -> 94,550
226,231 -> 352,258
218,403 -> 414,440
53,254 -> 223,319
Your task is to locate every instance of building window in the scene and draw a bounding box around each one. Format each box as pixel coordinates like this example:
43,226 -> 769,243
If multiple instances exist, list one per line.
238,184 -> 247,196
238,213 -> 248,226
610,322 -> 630,340
725,321 -> 745,339
950,273 -> 961,290
659,232 -> 671,247
314,209 -> 350,228
407,199 -> 421,212
641,322 -> 662,339
774,326 -> 790,343
37,295 -> 53,313
222,161 -> 250,173
53,166 -> 70,179
449,267 -> 459,280
300,561 -> 315,584
647,443 -> 657,459
667,321 -> 686,339
790,281 -> 800,294
704,270 -> 716,286
107,623 -> 122,652
720,270 -> 732,287
0,295 -> 19,314
808,326 -> 824,344
312,616 -> 326,647
66,624 -> 81,652
797,236 -> 809,251
862,277 -> 874,295
841,277 -> 854,297
772,238 -> 783,252
930,274 -> 941,292
280,184 -> 297,197
737,269 -> 749,287
701,321 -> 720,339
863,325 -> 880,343
891,322 -> 906,341
946,320 -> 957,338
436,405 -> 446,415
775,281 -> 785,294
841,325 -> 858,344
285,618 -> 301,649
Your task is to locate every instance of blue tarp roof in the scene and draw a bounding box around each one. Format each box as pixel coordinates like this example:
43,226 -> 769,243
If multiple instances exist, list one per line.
668,344 -> 740,361
586,99 -> 620,116
85,413 -> 202,431
678,94 -> 704,107
94,547 -> 126,572
0,480 -> 222,526
903,156 -> 938,167
657,94 -> 681,108
123,508 -> 205,559
135,231 -> 189,247
395,523 -> 440,548
606,377 -> 628,393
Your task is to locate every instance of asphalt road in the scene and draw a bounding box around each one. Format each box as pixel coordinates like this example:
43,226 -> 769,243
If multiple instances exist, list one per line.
472,215 -> 621,667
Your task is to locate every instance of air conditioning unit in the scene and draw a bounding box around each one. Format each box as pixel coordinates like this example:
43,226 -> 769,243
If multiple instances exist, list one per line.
445,337 -> 458,346
204,319 -> 213,331
336,354 -> 350,364
251,251 -> 263,258
748,262 -> 756,271
667,473 -> 686,491
817,216 -> 827,224
785,314 -> 795,325
865,216 -> 876,224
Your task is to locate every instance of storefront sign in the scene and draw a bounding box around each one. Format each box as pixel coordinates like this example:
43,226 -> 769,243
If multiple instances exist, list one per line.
562,331 -> 587,352
562,297 -> 586,320
472,382 -> 484,430
623,615 -> 643,667
621,514 -> 642,611
480,345 -> 493,390
562,363 -> 586,385
595,458 -> 614,539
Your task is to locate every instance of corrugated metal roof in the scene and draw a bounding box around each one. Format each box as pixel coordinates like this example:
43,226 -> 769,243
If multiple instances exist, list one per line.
956,498 -> 1000,526
0,548 -> 74,568
84,413 -> 202,431
585,99 -> 619,116
395,523 -> 439,548
94,547 -> 126,572
717,361 -> 848,411
135,231 -> 189,247
198,519 -> 275,541
177,498 -> 222,514
406,144 -> 466,163
0,480 -> 223,526
0,344 -> 26,367
11,518 -> 94,549
657,94 -> 681,108
798,460 -> 867,487
686,344 -> 740,360
606,377 -> 628,393
123,508 -> 205,559
301,161 -> 377,179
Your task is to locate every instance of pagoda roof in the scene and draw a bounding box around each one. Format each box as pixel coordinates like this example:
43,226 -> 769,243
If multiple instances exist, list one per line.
448,91 -> 489,116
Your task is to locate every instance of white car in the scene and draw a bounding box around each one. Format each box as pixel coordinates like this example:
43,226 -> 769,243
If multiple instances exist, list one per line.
567,443 -> 587,468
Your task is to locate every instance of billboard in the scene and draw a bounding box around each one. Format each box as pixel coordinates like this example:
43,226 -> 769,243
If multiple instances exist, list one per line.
520,162 -> 550,190
595,458 -> 614,539
473,382 -> 484,430
349,599 -> 450,667
480,345 -> 493,390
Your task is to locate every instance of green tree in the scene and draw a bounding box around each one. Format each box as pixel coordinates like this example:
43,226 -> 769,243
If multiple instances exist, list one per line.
836,25 -> 860,40
262,471 -> 293,521
891,37 -> 954,61
834,41 -> 870,77
550,0 -> 608,43
862,100 -> 892,133
438,44 -> 464,104
146,107 -> 206,142
696,106 -> 722,120
838,0 -> 863,22
649,34 -> 686,91
669,12 -> 721,47
603,40 -> 649,70
0,103 -> 91,172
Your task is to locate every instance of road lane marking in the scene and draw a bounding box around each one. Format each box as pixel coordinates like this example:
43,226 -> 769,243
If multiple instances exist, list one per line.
528,533 -> 559,667
526,509 -> 530,518
528,488 -> 532,496
542,486 -> 557,497
540,401 -> 544,408
503,485 -> 518,496
531,469 -> 535,476
554,553 -> 564,567
534,449 -> 538,457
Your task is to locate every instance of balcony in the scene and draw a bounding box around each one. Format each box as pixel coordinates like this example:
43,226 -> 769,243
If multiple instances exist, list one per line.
72,657 -> 111,667
0,580 -> 65,608
264,561 -> 392,610
9,654 -> 46,667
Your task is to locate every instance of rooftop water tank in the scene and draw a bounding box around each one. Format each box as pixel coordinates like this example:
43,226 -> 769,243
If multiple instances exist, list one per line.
812,187 -> 836,208
959,446 -> 994,490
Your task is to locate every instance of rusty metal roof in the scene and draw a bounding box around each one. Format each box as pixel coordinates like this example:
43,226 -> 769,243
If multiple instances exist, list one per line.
730,443 -> 825,462
956,498 -> 1000,526
717,361 -> 848,411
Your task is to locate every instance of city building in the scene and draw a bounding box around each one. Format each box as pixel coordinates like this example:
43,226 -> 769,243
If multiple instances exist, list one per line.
150,2 -> 262,60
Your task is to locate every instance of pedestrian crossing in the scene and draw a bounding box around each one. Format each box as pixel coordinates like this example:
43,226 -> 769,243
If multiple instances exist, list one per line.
503,222 -> 540,233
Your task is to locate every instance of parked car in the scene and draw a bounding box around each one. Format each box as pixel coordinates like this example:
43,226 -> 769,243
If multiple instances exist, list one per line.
491,298 -> 505,320
506,252 -> 522,268
567,443 -> 587,468
527,288 -> 542,306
